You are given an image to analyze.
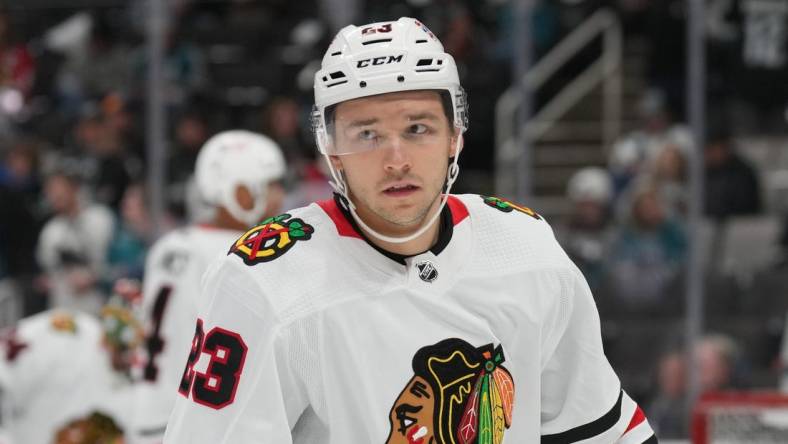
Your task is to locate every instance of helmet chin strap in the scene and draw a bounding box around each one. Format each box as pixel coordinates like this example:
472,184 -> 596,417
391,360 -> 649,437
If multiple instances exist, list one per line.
323,135 -> 463,245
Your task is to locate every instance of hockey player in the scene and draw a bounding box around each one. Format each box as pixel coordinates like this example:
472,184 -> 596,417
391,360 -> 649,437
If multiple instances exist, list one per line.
164,18 -> 657,443
129,130 -> 286,444
0,310 -> 120,444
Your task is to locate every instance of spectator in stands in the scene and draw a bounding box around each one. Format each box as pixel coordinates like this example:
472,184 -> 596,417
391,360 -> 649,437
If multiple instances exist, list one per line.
107,183 -> 152,283
696,334 -> 739,393
261,96 -> 332,209
648,334 -> 740,439
0,140 -> 43,315
167,110 -> 209,220
644,0 -> 686,118
649,144 -> 688,219
608,90 -> 692,198
71,104 -> 138,210
130,25 -> 208,109
0,138 -> 40,196
0,7 -> 35,135
727,0 -> 788,134
57,14 -> 132,108
704,123 -> 762,219
36,170 -> 114,315
556,167 -> 614,291
261,96 -> 311,168
647,349 -> 688,439
0,8 -> 35,97
608,180 -> 687,304
0,140 -> 42,261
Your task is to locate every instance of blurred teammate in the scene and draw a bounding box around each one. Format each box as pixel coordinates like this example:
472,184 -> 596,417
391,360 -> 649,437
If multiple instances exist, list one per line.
0,310 -> 121,444
53,411 -> 125,444
165,18 -> 656,443
129,130 -> 285,444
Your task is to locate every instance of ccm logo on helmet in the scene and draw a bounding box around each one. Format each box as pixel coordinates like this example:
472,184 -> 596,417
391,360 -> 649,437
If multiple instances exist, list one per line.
356,55 -> 404,68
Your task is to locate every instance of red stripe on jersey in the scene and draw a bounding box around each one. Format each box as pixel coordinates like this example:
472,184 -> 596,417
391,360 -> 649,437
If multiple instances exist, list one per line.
317,199 -> 363,239
624,405 -> 646,433
447,195 -> 469,226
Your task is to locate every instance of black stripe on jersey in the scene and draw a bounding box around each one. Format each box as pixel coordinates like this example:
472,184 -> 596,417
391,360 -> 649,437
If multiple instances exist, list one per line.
541,389 -> 622,443
643,434 -> 659,443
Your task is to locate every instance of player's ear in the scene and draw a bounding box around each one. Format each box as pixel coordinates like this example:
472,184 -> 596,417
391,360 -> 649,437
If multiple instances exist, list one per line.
234,185 -> 254,211
328,154 -> 344,173
449,132 -> 463,158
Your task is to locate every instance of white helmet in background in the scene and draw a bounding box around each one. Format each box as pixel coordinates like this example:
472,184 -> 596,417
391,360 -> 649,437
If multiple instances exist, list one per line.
567,167 -> 613,205
311,17 -> 468,243
195,130 -> 286,227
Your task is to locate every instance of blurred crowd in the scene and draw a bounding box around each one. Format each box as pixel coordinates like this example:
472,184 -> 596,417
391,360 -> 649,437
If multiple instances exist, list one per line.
0,0 -> 786,441
548,2 -> 788,440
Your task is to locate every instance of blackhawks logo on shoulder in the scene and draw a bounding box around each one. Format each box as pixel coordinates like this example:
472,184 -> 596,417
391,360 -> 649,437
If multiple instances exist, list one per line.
229,213 -> 314,265
50,312 -> 77,334
481,195 -> 541,220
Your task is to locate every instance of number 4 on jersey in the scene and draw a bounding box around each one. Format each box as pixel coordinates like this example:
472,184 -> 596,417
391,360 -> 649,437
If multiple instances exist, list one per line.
178,319 -> 248,409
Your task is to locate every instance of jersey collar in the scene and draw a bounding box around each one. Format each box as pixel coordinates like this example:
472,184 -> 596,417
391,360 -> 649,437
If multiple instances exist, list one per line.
317,193 -> 469,265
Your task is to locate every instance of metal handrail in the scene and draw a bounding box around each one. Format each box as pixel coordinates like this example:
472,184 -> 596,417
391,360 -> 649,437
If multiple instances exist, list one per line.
495,8 -> 622,197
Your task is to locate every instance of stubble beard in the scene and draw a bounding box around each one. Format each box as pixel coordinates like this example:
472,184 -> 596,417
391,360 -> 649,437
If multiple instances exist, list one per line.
349,174 -> 445,231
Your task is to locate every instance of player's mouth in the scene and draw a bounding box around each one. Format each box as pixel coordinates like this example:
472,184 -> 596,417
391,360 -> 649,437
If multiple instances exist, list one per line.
382,183 -> 420,197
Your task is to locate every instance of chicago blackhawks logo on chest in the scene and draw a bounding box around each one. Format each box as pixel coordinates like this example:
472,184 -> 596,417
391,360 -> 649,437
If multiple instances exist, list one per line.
387,338 -> 515,444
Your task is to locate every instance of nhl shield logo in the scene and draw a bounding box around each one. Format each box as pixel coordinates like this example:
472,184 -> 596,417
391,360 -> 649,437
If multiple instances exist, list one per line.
415,260 -> 438,283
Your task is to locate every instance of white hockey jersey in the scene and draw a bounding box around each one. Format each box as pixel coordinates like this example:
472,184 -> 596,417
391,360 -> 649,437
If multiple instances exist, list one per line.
164,194 -> 656,444
131,225 -> 242,444
0,310 -> 120,444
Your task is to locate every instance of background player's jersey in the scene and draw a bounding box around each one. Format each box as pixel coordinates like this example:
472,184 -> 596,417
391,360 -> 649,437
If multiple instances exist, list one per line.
130,225 -> 242,444
164,195 -> 656,444
0,310 -> 120,444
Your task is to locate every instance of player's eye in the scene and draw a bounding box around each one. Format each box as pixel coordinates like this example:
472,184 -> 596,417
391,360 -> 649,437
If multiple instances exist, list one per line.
357,129 -> 377,141
407,123 -> 429,135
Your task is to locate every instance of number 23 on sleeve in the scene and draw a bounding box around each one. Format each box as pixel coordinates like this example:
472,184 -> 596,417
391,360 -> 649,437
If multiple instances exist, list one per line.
178,319 -> 248,409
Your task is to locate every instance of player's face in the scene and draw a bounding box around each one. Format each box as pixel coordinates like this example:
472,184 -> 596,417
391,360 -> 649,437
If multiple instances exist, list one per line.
331,90 -> 458,235
386,375 -> 436,444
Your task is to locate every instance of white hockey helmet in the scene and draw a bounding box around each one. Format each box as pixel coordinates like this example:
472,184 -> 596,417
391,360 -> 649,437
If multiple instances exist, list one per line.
195,130 -> 286,227
311,17 -> 468,155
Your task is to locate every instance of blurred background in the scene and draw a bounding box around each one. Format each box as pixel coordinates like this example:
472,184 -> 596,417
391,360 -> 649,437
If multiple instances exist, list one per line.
0,0 -> 786,441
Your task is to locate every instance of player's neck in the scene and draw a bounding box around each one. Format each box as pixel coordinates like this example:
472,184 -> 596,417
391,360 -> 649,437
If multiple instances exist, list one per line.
353,201 -> 442,257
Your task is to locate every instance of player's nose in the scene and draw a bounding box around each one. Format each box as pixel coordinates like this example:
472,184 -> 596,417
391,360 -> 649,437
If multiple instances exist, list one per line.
383,139 -> 412,173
